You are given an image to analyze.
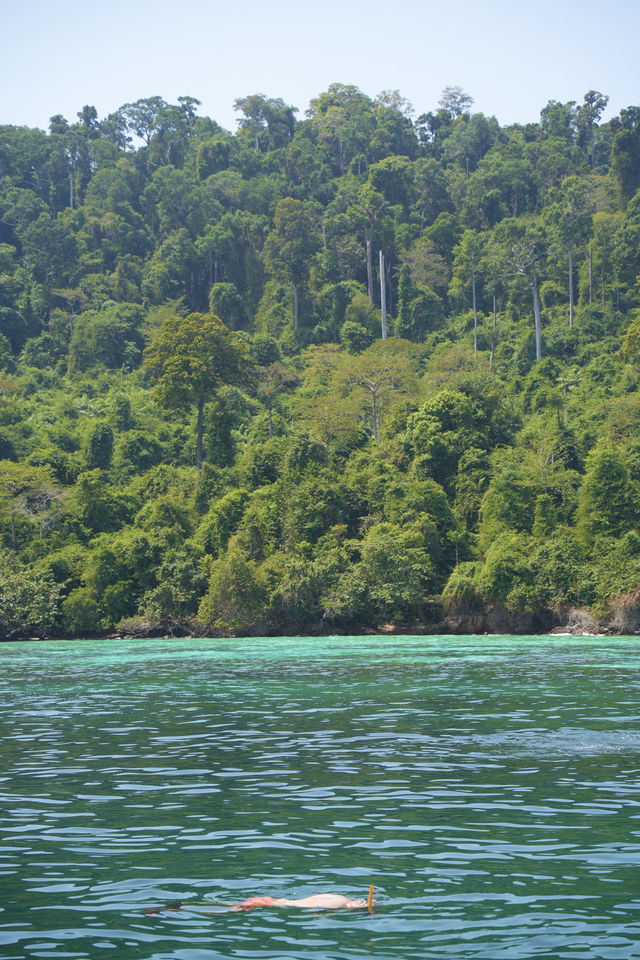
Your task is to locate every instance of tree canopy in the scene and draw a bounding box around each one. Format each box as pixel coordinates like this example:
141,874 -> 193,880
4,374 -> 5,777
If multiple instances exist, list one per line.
144,312 -> 249,468
1,84 -> 640,637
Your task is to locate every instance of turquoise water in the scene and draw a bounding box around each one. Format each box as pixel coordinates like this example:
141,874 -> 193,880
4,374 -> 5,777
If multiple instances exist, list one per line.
1,634 -> 640,959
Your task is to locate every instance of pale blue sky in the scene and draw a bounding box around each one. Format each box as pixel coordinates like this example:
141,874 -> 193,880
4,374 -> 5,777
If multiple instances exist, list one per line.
2,0 -> 639,132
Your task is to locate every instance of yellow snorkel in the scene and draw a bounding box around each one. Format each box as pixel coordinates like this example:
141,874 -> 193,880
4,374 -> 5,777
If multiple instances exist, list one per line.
367,883 -> 374,913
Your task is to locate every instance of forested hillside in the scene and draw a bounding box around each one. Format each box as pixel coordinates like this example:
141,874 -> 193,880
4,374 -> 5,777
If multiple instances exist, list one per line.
1,85 -> 640,638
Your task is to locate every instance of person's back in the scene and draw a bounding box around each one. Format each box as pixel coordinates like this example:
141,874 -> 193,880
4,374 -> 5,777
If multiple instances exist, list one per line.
232,893 -> 370,910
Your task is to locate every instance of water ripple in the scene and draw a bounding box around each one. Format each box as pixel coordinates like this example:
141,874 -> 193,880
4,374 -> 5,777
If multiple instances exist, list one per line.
1,635 -> 640,959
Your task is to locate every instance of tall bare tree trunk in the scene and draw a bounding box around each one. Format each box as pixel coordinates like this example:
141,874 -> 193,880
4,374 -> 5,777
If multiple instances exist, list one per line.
379,250 -> 387,339
568,238 -> 574,328
532,270 -> 542,361
490,295 -> 496,368
366,238 -> 374,303
386,255 -> 393,314
196,395 -> 205,470
490,294 -> 503,369
471,255 -> 478,356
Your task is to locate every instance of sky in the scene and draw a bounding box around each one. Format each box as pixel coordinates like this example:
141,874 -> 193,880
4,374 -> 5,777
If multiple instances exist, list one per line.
1,0 -> 639,133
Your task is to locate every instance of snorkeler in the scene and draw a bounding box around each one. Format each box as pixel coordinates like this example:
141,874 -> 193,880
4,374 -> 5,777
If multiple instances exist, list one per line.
231,893 -> 371,911
146,886 -> 376,914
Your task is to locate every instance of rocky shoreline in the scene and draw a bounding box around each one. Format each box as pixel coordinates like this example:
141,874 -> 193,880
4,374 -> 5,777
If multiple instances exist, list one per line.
3,601 -> 640,642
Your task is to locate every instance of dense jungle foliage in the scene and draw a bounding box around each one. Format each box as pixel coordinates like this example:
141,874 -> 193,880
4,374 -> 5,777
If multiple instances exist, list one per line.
1,84 -> 640,638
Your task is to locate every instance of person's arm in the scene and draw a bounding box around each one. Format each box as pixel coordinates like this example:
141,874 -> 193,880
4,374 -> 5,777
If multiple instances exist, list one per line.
232,896 -> 279,911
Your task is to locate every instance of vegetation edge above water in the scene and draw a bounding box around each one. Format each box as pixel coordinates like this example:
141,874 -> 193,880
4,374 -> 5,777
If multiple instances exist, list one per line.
2,86 -> 640,640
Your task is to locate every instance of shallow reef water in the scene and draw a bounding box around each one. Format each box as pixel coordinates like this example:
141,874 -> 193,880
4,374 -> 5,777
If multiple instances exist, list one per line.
1,634 -> 640,959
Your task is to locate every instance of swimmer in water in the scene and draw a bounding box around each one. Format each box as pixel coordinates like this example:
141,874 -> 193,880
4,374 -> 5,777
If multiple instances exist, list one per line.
146,885 -> 376,914
231,893 -> 371,911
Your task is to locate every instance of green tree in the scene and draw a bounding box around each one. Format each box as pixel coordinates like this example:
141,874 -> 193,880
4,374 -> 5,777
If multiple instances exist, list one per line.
70,469 -> 132,535
369,95 -> 418,161
197,539 -> 267,633
0,553 -> 61,638
306,83 -> 375,175
234,94 -> 297,151
85,422 -> 114,470
612,107 -> 640,200
439,86 -> 474,118
255,361 -> 298,439
196,137 -> 232,178
208,281 -> 246,330
141,228 -> 201,306
340,320 -> 375,353
0,461 -> 61,551
576,444 -> 636,543
68,302 -> 144,371
263,198 -> 321,331
493,217 -> 547,361
197,210 -> 267,314
121,96 -> 167,145
540,100 -> 578,141
357,182 -> 390,303
577,90 -> 609,169
442,113 -> 500,176
545,176 -> 593,327
144,312 -> 250,469
22,212 -> 78,300
591,211 -> 622,307
613,190 -> 640,301
326,521 -> 433,625
338,339 -> 418,440
450,230 -> 486,354
477,464 -> 538,552
395,266 -> 444,341
474,531 -> 539,613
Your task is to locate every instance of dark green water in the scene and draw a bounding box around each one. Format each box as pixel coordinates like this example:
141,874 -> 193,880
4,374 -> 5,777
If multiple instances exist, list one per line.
1,635 -> 640,959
